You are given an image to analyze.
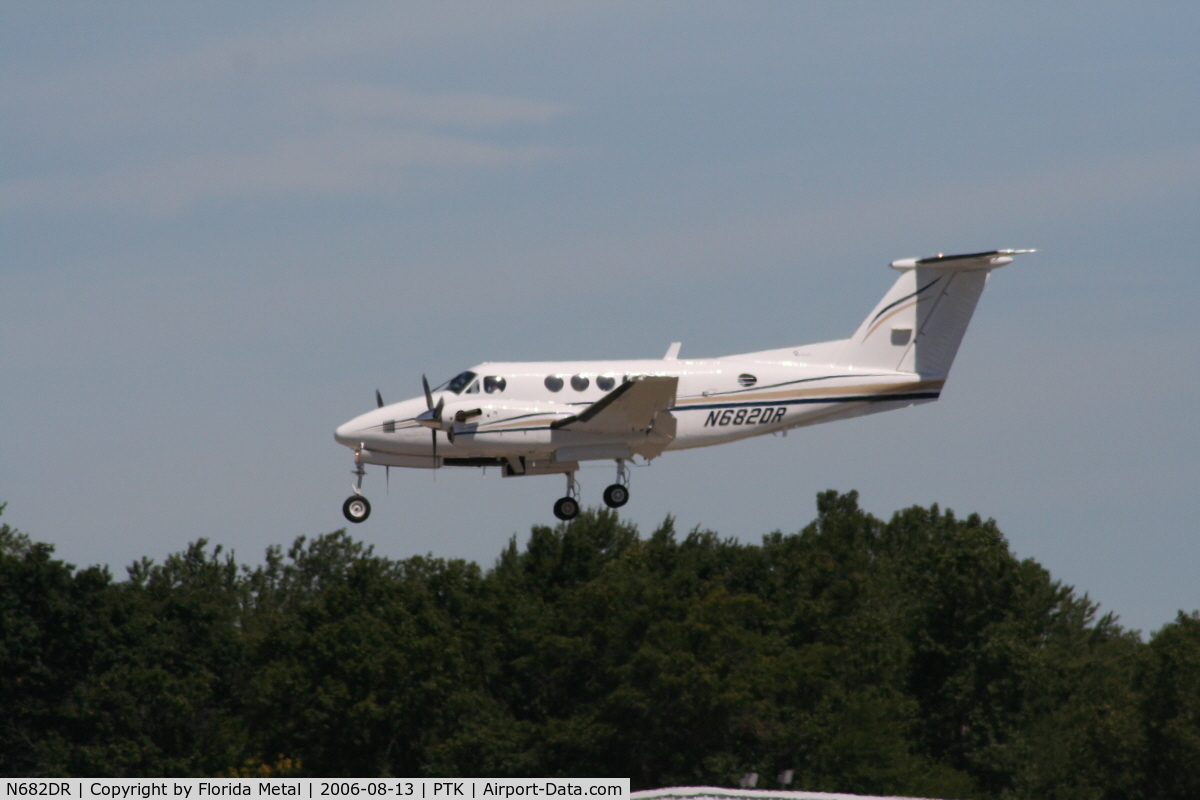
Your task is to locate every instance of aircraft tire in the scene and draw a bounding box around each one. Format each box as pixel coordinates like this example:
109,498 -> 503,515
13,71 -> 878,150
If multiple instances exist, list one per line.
553,496 -> 580,521
342,495 -> 371,523
602,484 -> 629,508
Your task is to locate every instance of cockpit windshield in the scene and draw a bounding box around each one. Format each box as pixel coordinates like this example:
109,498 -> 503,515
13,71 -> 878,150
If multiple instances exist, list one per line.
437,371 -> 478,395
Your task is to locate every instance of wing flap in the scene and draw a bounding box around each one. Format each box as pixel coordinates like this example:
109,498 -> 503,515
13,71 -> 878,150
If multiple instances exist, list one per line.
551,375 -> 678,434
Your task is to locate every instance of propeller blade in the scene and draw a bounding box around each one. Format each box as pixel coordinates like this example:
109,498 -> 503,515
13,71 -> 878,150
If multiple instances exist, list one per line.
422,375 -> 433,410
415,393 -> 447,431
376,389 -> 384,408
431,429 -> 438,459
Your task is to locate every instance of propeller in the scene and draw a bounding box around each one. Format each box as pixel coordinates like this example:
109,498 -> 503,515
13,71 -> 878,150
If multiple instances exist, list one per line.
417,374 -> 446,458
376,389 -> 384,408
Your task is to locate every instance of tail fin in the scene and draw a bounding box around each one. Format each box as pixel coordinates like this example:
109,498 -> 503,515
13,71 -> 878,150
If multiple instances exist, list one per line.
838,250 -> 1032,377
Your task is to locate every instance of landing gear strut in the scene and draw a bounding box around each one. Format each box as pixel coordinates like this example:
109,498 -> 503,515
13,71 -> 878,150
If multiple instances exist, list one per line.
553,471 -> 581,521
603,458 -> 630,509
343,454 -> 371,523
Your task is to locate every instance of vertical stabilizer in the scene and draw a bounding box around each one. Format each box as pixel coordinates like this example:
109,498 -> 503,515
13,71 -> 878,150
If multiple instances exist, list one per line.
838,250 -> 1032,377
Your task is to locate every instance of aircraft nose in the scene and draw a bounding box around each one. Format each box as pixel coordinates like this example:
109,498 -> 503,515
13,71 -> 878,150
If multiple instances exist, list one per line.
334,419 -> 361,448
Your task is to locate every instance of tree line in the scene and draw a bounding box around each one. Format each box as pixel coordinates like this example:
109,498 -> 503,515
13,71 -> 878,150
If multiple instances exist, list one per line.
1,492 -> 1198,798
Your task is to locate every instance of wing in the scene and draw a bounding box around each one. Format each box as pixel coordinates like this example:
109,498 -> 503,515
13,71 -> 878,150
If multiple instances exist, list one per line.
551,375 -> 678,434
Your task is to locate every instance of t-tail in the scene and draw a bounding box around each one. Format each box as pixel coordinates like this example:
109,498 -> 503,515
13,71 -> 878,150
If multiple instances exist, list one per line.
837,249 -> 1034,377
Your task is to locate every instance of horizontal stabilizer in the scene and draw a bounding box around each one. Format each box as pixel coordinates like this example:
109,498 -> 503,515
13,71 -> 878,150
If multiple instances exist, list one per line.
890,249 -> 1035,270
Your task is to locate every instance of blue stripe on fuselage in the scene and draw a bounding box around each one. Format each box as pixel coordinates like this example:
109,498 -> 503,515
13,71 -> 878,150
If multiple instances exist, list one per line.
676,391 -> 940,412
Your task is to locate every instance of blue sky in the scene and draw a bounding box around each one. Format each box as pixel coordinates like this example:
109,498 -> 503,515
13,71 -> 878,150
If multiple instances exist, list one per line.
3,2 -> 1198,635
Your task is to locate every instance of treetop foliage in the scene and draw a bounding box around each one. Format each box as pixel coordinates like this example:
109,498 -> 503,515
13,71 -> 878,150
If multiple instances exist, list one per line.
1,493 -> 1197,799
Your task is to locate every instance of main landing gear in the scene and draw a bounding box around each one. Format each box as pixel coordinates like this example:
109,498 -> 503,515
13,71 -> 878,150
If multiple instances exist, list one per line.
553,471 -> 581,521
552,459 -> 632,521
603,459 -> 630,509
343,459 -> 371,523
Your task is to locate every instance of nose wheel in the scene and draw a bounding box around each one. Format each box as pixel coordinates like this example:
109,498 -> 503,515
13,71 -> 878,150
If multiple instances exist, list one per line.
343,495 -> 371,523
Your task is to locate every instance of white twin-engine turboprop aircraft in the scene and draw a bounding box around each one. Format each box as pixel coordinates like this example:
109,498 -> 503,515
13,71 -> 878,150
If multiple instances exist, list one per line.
334,249 -> 1033,523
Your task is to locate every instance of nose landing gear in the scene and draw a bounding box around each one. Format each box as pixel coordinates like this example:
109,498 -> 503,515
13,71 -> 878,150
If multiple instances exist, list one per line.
343,455 -> 371,523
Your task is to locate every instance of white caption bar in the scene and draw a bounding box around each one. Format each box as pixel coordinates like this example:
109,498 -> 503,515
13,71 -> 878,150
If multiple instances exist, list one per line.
4,780 -> 629,800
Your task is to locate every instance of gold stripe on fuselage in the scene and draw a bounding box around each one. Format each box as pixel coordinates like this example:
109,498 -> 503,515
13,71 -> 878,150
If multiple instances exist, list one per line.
466,414 -> 564,432
673,379 -> 945,406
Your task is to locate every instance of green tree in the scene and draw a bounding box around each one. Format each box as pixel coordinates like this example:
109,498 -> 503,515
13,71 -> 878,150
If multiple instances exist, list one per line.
239,532 -> 479,776
1,494 -> 1189,796
1142,611 -> 1200,799
0,510 -> 112,776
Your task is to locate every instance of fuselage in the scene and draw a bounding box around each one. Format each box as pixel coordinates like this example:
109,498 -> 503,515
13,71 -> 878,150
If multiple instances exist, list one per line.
333,342 -> 941,465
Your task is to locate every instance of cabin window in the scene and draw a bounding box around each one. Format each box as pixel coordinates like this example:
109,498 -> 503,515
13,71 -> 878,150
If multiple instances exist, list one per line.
738,373 -> 757,388
571,374 -> 590,391
891,328 -> 912,346
596,374 -> 616,391
544,375 -> 564,392
484,376 -> 507,393
383,420 -> 395,433
443,371 -> 477,394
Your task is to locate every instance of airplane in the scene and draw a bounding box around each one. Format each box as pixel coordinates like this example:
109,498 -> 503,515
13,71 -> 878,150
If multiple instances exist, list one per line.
334,249 -> 1033,523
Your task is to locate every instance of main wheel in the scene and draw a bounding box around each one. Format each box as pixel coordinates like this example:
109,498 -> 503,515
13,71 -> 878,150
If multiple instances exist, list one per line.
342,495 -> 371,523
602,483 -> 629,508
553,496 -> 580,521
